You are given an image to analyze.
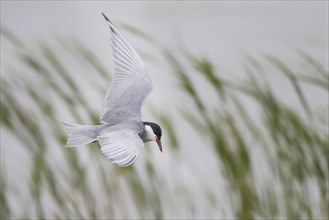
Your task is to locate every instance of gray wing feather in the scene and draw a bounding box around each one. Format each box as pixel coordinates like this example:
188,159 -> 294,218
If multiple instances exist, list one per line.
100,14 -> 153,125
98,129 -> 143,167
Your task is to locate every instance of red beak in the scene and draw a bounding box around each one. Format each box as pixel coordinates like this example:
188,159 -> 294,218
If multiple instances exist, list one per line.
156,138 -> 162,152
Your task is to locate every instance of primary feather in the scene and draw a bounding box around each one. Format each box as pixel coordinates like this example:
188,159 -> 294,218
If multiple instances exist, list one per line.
98,129 -> 143,167
100,13 -> 153,125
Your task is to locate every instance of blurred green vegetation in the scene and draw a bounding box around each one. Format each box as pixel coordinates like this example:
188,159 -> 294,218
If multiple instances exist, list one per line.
1,26 -> 328,219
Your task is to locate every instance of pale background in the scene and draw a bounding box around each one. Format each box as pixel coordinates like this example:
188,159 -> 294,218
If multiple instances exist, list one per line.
1,1 -> 328,218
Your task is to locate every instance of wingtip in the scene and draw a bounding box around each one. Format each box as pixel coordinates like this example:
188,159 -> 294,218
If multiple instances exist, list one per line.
101,12 -> 116,33
101,12 -> 110,22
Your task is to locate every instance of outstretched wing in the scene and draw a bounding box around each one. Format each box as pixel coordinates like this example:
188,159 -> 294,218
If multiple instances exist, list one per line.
100,13 -> 153,125
98,129 -> 143,167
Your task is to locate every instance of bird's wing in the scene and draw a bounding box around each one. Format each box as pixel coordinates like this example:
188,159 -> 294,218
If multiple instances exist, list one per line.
98,129 -> 143,167
100,13 -> 153,124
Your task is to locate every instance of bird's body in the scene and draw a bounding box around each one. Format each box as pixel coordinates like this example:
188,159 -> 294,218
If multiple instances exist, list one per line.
63,13 -> 162,167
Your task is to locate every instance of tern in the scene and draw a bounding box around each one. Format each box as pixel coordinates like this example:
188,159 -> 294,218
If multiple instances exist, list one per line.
63,13 -> 163,167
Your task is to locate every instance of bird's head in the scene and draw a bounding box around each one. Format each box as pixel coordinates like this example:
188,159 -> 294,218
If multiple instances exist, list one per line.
143,122 -> 163,152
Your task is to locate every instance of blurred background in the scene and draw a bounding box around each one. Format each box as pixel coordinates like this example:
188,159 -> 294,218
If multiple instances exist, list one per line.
1,1 -> 328,219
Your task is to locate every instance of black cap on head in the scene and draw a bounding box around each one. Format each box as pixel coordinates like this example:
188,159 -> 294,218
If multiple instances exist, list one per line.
143,122 -> 162,140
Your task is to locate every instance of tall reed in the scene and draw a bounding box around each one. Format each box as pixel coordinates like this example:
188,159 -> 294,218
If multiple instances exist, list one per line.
1,26 -> 328,219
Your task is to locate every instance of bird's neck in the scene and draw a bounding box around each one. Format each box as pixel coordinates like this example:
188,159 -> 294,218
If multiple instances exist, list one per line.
141,124 -> 155,143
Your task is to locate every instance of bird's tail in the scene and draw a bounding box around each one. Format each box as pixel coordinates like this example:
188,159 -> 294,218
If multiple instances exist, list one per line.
63,123 -> 102,147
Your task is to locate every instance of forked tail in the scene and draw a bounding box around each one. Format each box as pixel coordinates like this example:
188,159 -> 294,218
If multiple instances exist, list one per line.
63,123 -> 101,147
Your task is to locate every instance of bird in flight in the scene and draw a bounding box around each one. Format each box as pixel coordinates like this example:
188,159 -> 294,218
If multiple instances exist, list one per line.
63,13 -> 163,167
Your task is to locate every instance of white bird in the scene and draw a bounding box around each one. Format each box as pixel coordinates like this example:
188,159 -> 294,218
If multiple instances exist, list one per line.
63,13 -> 163,167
